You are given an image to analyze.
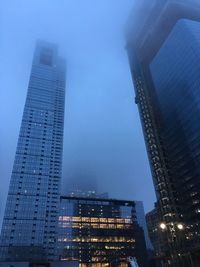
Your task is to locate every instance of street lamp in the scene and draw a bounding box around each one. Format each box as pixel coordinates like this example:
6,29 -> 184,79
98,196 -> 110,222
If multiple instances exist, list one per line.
160,222 -> 167,230
177,223 -> 184,230
159,221 -> 191,267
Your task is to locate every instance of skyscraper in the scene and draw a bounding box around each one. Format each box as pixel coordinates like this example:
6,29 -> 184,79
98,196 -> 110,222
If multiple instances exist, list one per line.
127,0 -> 200,265
0,41 -> 66,262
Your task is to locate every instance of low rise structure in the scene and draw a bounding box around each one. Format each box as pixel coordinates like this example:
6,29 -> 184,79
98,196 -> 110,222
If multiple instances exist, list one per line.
57,196 -> 148,267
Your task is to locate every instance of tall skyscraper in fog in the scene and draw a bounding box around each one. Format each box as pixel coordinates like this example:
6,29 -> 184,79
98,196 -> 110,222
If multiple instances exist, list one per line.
0,41 -> 66,261
127,0 -> 200,265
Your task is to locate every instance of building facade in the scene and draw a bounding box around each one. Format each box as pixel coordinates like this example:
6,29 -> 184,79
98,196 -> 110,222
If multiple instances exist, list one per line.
0,41 -> 66,262
135,201 -> 152,251
66,189 -> 109,200
127,0 -> 200,266
57,196 -> 148,267
146,205 -> 163,267
0,262 -> 78,267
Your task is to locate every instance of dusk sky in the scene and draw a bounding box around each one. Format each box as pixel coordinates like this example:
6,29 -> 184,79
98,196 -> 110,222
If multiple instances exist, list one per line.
0,0 -> 156,225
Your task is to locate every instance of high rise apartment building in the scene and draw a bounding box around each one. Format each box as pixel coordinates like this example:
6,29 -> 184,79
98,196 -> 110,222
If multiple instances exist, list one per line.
0,41 -> 66,262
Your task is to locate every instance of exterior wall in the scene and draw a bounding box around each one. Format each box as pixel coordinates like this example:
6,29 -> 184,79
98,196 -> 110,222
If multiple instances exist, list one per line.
51,262 -> 78,267
146,207 -> 163,256
57,197 -> 148,267
150,18 -> 200,242
0,41 -> 66,262
127,0 -> 200,265
0,263 -> 29,267
0,262 -> 78,267
135,201 -> 153,250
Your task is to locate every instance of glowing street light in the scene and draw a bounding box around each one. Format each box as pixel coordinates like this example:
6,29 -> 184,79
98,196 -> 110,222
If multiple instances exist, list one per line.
160,223 -> 167,230
177,223 -> 184,230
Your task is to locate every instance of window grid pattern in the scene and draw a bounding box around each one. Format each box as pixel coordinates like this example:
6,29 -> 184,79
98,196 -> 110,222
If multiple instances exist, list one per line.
0,43 -> 66,262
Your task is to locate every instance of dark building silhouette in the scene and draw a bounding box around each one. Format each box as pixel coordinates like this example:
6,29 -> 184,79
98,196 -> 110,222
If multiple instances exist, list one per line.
127,0 -> 200,266
57,196 -> 148,267
146,204 -> 163,267
135,201 -> 153,251
0,41 -> 66,262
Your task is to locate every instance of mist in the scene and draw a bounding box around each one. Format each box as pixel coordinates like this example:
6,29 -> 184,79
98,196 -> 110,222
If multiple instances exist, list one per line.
0,0 -> 156,225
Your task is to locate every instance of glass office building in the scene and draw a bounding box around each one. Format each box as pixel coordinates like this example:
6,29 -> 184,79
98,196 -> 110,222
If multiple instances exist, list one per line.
150,18 -> 200,231
0,41 -> 66,262
127,0 -> 200,265
57,196 -> 148,267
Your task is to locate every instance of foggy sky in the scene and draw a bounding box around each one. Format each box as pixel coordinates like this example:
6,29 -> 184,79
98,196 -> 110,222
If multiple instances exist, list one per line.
0,0 -> 156,225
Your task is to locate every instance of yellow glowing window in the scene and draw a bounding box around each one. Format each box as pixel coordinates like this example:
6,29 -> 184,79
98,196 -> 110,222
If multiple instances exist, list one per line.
108,224 -> 115,229
72,217 -> 81,222
91,218 -> 99,222
82,217 -> 90,222
99,218 -> 107,223
99,224 -> 106,228
82,223 -> 90,228
117,219 -> 125,223
116,224 -> 125,229
91,223 -> 99,228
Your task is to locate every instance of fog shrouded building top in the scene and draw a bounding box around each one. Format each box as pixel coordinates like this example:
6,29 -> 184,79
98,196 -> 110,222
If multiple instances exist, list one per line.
127,0 -> 200,265
0,41 -> 66,262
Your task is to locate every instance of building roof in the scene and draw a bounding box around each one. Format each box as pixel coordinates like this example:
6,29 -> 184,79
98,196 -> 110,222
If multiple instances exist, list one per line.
60,195 -> 135,206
